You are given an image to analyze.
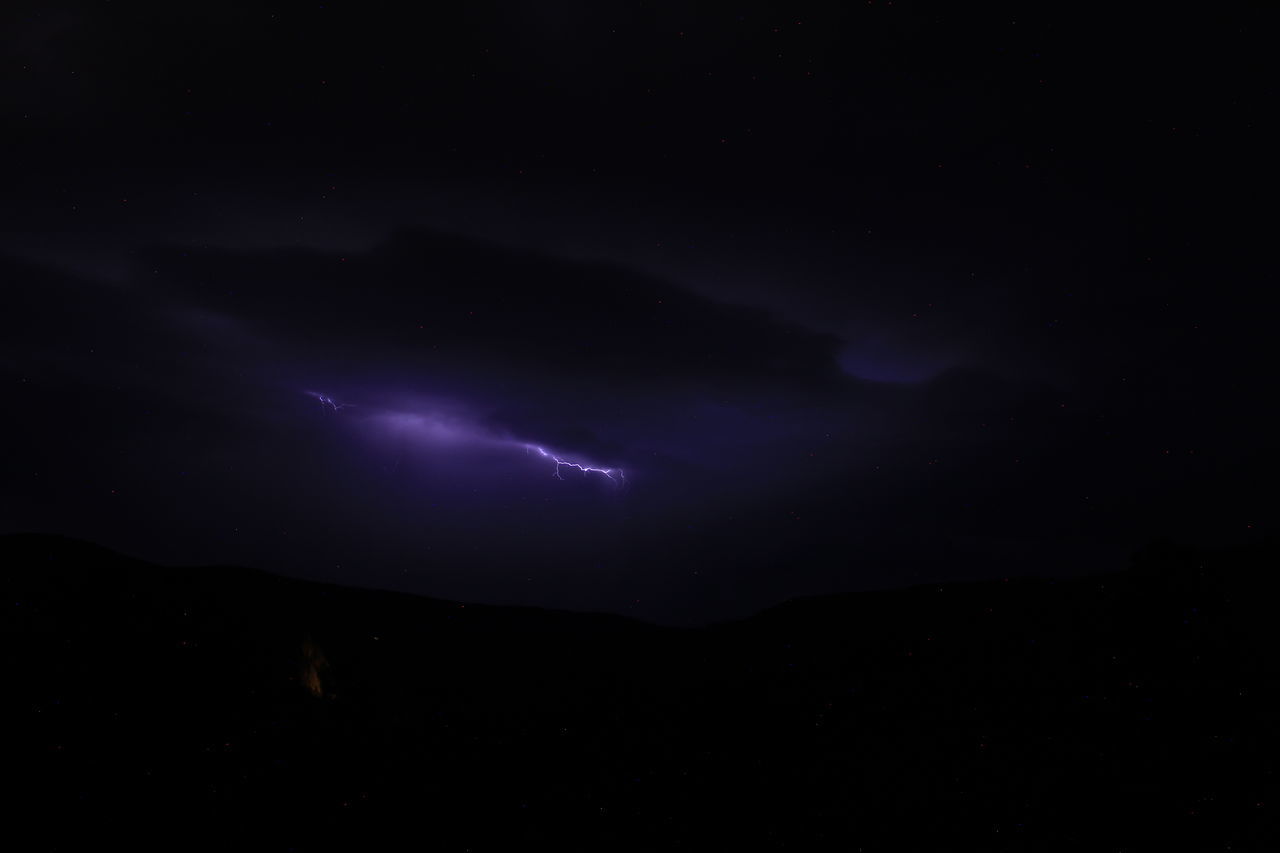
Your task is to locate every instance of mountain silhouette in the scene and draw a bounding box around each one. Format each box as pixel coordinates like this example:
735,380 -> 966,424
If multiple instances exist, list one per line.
5,533 -> 1278,850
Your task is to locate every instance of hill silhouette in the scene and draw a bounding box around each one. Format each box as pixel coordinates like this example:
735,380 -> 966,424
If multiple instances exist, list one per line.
4,533 -> 1278,850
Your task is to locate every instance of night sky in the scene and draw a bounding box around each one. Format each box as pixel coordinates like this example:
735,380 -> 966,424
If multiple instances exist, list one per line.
2,2 -> 1272,624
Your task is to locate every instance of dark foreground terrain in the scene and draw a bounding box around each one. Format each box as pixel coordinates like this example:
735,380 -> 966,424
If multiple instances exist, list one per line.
4,533 -> 1278,850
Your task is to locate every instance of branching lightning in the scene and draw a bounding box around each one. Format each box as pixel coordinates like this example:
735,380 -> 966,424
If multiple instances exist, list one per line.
528,445 -> 625,484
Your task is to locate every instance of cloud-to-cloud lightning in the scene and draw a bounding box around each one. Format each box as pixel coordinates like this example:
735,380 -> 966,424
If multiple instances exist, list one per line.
305,391 -> 625,484
528,445 -> 625,483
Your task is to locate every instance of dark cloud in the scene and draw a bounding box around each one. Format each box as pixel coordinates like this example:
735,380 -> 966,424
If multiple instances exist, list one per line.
142,229 -> 851,392
2,2 -> 1272,622
4,219 -> 1267,624
0,238 -> 883,620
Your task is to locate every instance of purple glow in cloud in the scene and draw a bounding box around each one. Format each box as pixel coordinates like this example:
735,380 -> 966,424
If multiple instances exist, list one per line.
305,391 -> 626,485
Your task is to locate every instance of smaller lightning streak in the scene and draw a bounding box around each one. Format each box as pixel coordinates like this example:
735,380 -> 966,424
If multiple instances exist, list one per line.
528,445 -> 625,483
307,391 -> 350,412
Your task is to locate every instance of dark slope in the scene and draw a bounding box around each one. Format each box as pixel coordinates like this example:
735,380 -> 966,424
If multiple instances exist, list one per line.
4,533 -> 1278,850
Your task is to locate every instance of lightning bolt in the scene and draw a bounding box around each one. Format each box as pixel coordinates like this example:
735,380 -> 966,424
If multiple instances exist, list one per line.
304,391 -> 626,484
308,391 -> 350,412
528,445 -> 625,484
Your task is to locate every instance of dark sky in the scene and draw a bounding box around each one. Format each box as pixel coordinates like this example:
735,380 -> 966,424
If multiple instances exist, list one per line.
2,2 -> 1273,623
